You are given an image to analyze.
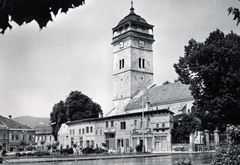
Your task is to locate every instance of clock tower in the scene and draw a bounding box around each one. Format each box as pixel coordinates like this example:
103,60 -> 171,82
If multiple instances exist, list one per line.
112,3 -> 155,115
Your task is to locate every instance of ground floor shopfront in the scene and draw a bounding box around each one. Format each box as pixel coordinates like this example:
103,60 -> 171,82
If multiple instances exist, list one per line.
103,131 -> 172,153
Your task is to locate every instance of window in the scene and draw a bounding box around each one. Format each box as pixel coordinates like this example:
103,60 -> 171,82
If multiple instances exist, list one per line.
106,121 -> 108,128
162,123 -> 165,128
139,58 -> 145,68
111,120 -> 114,127
23,135 -> 25,140
90,126 -> 93,133
147,117 -> 150,128
142,59 -> 145,68
16,135 -> 18,140
96,130 -> 98,135
86,127 -> 89,133
29,135 -> 32,141
134,120 -> 137,129
140,119 -> 143,129
119,59 -> 124,69
70,129 -> 72,135
50,136 -> 52,141
100,129 -> 102,135
12,135 -> 14,140
73,129 -> 75,135
120,122 -> 126,129
156,124 -> 159,128
79,129 -> 81,135
82,128 -> 84,134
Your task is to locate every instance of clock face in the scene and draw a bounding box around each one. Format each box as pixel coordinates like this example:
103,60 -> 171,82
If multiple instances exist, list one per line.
139,40 -> 144,48
119,41 -> 124,49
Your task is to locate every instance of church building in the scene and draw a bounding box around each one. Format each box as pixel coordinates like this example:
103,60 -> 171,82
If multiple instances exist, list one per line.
64,4 -> 194,153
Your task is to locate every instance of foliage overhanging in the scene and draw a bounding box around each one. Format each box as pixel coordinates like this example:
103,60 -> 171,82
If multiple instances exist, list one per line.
0,0 -> 85,34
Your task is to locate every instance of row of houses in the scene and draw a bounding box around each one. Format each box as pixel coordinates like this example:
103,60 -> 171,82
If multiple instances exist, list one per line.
0,115 -> 54,151
57,82 -> 195,152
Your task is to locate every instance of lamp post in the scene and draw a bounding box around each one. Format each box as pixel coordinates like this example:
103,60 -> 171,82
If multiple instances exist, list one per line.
142,83 -> 156,152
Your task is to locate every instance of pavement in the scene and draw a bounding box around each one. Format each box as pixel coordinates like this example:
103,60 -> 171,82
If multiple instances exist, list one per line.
2,151 -> 216,164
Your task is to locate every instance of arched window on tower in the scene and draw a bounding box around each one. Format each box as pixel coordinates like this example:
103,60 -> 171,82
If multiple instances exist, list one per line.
139,58 -> 145,68
119,59 -> 124,69
142,59 -> 145,68
139,58 -> 142,68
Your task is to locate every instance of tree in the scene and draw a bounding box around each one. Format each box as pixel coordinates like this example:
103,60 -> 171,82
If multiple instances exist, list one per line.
0,0 -> 85,34
50,91 -> 103,140
174,29 -> 240,131
50,100 -> 67,140
228,0 -> 240,26
172,114 -> 201,143
65,91 -> 102,121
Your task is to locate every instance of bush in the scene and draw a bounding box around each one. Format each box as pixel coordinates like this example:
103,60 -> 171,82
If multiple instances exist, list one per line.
82,147 -> 94,154
16,153 -> 21,157
27,152 -> 34,156
26,146 -> 36,151
93,148 -> 108,154
211,145 -> 240,165
135,144 -> 142,152
211,125 -> 240,165
2,150 -> 6,156
34,151 -> 44,157
67,148 -> 73,154
21,153 -> 26,156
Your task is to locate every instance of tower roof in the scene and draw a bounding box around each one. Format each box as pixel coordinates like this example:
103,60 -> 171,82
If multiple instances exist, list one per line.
117,7 -> 148,26
113,3 -> 153,30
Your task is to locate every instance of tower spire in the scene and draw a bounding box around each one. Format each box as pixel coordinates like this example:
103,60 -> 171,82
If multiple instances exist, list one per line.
130,0 -> 135,14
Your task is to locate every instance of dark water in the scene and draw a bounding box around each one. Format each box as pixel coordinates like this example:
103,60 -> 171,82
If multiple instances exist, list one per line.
10,153 -> 214,165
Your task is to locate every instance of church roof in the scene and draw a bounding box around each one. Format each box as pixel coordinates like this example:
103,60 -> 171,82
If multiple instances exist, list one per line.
124,82 -> 193,111
0,115 -> 32,130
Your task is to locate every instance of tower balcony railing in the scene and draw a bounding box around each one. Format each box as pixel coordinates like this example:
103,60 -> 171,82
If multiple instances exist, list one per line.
112,30 -> 154,43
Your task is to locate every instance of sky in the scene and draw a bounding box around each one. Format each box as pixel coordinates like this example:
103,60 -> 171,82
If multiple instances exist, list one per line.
0,0 -> 239,118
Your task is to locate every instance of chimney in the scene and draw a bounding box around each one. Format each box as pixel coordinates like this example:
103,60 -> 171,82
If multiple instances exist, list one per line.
9,115 -> 12,119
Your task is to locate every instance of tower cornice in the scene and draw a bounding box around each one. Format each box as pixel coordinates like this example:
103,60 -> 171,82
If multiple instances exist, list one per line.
113,69 -> 153,76
112,30 -> 154,44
